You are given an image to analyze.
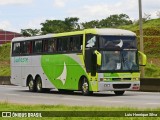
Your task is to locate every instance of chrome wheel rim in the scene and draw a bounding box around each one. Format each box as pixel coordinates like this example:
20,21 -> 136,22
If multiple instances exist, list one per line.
29,80 -> 33,90
82,81 -> 88,93
37,80 -> 42,91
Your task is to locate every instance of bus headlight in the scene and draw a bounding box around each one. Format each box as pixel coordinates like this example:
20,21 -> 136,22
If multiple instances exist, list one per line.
100,78 -> 110,81
104,84 -> 110,87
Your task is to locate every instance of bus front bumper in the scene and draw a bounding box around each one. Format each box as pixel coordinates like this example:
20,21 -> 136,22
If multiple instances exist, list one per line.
98,81 -> 140,91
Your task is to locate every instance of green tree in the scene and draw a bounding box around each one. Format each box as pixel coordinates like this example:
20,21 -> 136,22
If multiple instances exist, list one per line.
64,17 -> 80,31
81,20 -> 100,29
41,17 -> 80,34
21,29 -> 40,37
41,20 -> 67,34
99,14 -> 133,28
39,14 -> 133,34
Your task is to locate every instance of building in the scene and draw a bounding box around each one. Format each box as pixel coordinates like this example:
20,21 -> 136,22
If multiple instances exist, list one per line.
0,29 -> 21,45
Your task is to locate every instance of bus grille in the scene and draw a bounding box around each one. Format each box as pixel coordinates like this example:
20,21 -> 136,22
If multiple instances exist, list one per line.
113,84 -> 131,89
112,78 -> 131,81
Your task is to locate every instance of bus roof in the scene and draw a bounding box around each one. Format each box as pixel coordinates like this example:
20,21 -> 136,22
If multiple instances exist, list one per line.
12,28 -> 136,42
12,34 -> 54,42
87,28 -> 136,36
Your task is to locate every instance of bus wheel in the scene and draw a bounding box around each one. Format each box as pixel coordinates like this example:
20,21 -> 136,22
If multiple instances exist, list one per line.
36,77 -> 43,93
81,77 -> 93,96
28,77 -> 36,92
114,91 -> 125,96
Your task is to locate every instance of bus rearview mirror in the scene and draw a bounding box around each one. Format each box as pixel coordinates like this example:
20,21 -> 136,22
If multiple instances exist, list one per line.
138,51 -> 147,66
94,50 -> 102,66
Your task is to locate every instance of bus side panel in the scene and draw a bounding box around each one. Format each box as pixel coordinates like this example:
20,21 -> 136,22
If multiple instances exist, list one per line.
41,54 -> 87,90
21,56 -> 33,87
32,56 -> 55,89
11,57 -> 22,86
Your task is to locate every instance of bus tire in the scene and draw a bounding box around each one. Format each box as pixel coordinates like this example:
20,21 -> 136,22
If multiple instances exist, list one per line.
35,76 -> 43,93
81,77 -> 93,96
28,77 -> 36,92
114,91 -> 125,96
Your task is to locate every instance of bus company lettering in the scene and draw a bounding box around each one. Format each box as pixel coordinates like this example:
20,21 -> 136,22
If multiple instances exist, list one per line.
14,57 -> 29,63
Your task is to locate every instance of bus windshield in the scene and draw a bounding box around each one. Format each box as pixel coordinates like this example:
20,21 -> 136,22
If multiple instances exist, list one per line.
99,50 -> 139,71
99,36 -> 136,49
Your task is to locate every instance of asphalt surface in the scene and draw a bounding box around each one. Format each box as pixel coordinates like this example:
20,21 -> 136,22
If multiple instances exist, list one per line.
0,85 -> 160,108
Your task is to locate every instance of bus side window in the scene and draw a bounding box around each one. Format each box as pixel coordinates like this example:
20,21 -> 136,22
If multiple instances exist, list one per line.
57,36 -> 82,53
44,40 -> 48,52
21,41 -> 32,54
77,35 -> 83,51
28,41 -> 32,54
57,38 -> 62,51
70,35 -> 83,52
34,40 -> 42,53
63,37 -> 68,52
13,42 -> 20,55
48,39 -> 57,52
57,37 -> 68,52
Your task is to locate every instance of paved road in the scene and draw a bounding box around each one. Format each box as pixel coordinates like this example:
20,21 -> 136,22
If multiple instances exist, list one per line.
0,85 -> 160,108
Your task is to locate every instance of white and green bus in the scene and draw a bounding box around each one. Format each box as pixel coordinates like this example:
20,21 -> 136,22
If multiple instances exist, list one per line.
11,28 -> 146,95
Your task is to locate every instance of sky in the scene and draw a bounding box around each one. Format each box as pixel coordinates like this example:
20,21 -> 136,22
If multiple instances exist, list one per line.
0,0 -> 159,33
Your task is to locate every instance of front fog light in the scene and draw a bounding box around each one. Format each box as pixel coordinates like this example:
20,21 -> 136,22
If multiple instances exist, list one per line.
133,84 -> 140,86
104,84 -> 110,87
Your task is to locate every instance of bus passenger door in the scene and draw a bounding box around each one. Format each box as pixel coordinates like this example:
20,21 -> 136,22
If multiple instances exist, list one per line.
85,48 -> 97,76
85,48 -> 99,91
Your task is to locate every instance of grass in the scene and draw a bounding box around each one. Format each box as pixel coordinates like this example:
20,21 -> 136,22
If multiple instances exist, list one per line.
0,43 -> 10,61
0,102 -> 160,120
0,43 -> 10,76
0,66 -> 10,76
145,63 -> 160,78
119,18 -> 160,32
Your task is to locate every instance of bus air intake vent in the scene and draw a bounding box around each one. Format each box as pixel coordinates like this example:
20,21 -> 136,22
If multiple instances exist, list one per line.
113,84 -> 131,89
123,78 -> 131,80
112,78 -> 131,81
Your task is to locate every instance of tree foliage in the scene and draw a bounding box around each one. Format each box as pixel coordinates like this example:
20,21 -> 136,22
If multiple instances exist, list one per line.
40,14 -> 133,34
81,20 -> 101,29
41,17 -> 80,34
64,17 -> 80,31
21,14 -> 133,35
99,14 -> 132,28
21,29 -> 40,37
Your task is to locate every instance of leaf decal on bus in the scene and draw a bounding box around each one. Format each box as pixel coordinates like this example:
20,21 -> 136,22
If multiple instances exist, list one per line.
57,62 -> 67,85
41,54 -> 87,90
